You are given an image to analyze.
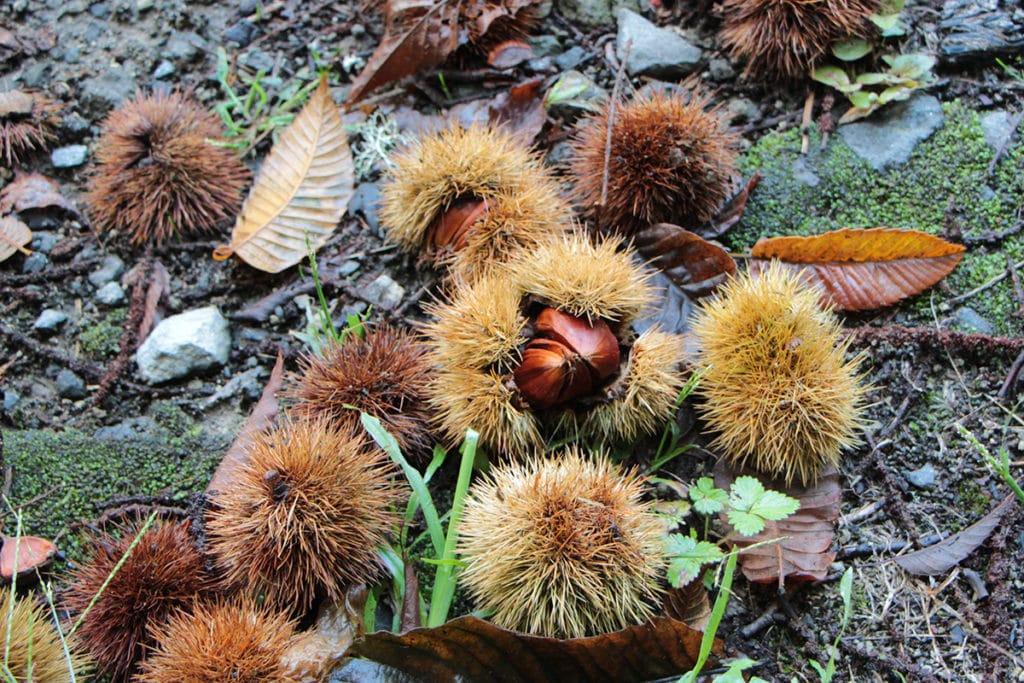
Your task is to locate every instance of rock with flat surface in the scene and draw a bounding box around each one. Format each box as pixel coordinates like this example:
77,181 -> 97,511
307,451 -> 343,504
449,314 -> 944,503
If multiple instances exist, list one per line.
136,306 -> 231,384
616,9 -> 702,79
838,94 -> 944,170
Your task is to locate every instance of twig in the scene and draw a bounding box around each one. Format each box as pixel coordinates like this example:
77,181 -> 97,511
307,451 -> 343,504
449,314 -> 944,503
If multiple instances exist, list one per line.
997,348 -> 1024,401
947,258 -> 1024,304
600,39 -> 630,208
0,258 -> 99,287
834,539 -> 911,560
93,256 -> 152,406
846,324 -> 1024,357
1006,253 -> 1024,316
741,601 -> 781,638
800,90 -> 814,155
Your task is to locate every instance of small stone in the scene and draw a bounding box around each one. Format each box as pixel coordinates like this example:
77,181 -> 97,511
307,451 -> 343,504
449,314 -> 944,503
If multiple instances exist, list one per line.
348,183 -> 382,231
616,9 -> 702,79
88,2 -> 109,18
838,94 -> 944,171
557,0 -> 641,30
239,48 -> 275,74
62,112 -> 90,135
56,369 -> 87,400
224,22 -> 258,47
707,57 -> 735,82
953,307 -> 995,335
95,281 -> 126,306
152,60 -> 175,80
724,97 -> 759,124
31,232 -> 59,253
239,327 -> 270,343
165,31 -> 205,62
136,306 -> 232,384
526,35 -> 561,58
363,274 -> 405,311
62,47 -> 81,64
904,463 -> 937,489
339,260 -> 360,276
792,157 -> 820,187
51,144 -> 88,168
88,254 -> 125,288
980,110 -> 1015,151
555,46 -> 588,71
94,416 -> 163,441
80,67 -> 137,113
238,0 -> 259,12
3,390 -> 20,412
21,253 -> 47,273
33,309 -> 68,331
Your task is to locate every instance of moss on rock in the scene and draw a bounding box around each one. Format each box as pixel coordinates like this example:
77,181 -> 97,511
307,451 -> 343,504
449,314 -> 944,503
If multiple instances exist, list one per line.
735,101 -> 1024,336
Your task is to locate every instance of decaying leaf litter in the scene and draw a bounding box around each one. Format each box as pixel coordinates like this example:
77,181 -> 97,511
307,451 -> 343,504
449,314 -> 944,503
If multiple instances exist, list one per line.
1,0 -> 1023,680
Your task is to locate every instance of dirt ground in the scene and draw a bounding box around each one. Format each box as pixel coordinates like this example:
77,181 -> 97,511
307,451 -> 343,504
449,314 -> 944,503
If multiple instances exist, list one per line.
1,0 -> 1023,681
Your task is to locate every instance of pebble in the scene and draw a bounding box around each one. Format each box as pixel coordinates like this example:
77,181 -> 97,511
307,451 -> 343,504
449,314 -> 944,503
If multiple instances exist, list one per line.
224,21 -> 259,48
3,390 -> 20,413
80,67 -> 137,112
724,97 -> 759,124
61,112 -> 90,135
88,254 -> 125,288
95,281 -> 126,306
904,463 -> 937,489
56,369 -> 87,400
51,145 -> 89,168
837,94 -> 944,171
31,232 -> 59,254
21,253 -> 47,273
362,274 -> 405,311
164,32 -> 205,63
152,60 -> 175,80
555,46 -> 588,71
239,48 -> 275,74
707,57 -> 735,81
557,0 -> 641,29
953,307 -> 995,335
348,183 -> 382,231
94,416 -> 163,441
339,260 -> 360,277
33,309 -> 68,332
136,306 -> 232,384
616,9 -> 702,79
980,110 -> 1015,151
527,35 -> 561,58
545,70 -> 607,120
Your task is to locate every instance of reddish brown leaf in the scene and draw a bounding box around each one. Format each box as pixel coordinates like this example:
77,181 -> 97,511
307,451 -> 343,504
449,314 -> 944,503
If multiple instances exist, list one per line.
338,615 -> 716,683
0,171 -> 81,218
895,496 -> 1016,576
0,534 -> 57,583
636,223 -> 737,298
715,461 -> 840,587
123,260 -> 170,344
662,581 -> 711,632
487,39 -> 534,68
467,0 -> 538,40
345,0 -> 462,107
749,228 -> 965,311
207,352 -> 284,494
699,173 -> 761,240
401,559 -> 422,632
488,77 -> 546,144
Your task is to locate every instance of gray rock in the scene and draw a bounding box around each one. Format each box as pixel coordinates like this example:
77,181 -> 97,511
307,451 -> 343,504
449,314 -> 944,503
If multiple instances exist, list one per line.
792,157 -> 820,187
363,274 -> 405,311
724,96 -> 759,124
238,0 -> 259,12
349,183 -> 382,231
616,9 -> 702,79
136,306 -> 232,384
62,112 -> 90,135
152,60 -> 175,80
31,232 -> 59,253
339,259 -> 360,277
96,281 -> 126,306
555,46 -> 588,71
837,94 -> 944,171
56,369 -> 87,400
953,307 -> 995,335
21,252 -> 47,273
33,309 -> 68,331
94,416 -> 163,441
20,62 -> 49,89
527,35 -> 561,58
3,390 -> 20,412
904,463 -> 937,488
980,110 -> 1015,151
88,254 -> 125,288
224,21 -> 259,47
239,48 -> 275,74
707,57 -> 735,82
51,144 -> 88,168
80,67 -> 137,112
165,31 -> 204,62
557,0 -> 641,29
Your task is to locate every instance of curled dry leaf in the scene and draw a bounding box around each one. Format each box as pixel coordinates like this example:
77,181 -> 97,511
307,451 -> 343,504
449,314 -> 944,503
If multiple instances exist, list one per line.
488,77 -> 546,144
207,351 -> 284,494
336,615 -> 715,683
714,460 -> 841,587
698,172 -> 761,240
0,171 -> 81,218
279,585 -> 366,682
0,534 -> 57,583
895,495 -> 1015,576
0,216 -> 32,263
662,580 -> 712,632
487,39 -> 534,68
750,227 -> 965,311
635,223 -> 737,298
213,77 -> 353,273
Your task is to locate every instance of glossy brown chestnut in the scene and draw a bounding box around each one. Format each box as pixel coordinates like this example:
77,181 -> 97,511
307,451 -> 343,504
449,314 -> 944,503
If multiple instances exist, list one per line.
427,195 -> 489,253
513,308 -> 620,410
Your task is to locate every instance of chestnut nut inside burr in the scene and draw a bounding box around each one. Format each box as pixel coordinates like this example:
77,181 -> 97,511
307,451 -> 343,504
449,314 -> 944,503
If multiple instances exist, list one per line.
427,195 -> 489,253
513,307 -> 620,410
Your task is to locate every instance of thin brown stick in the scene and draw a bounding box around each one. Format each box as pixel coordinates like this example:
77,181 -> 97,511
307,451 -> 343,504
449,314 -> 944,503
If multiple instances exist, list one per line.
800,90 -> 814,155
600,39 -> 631,208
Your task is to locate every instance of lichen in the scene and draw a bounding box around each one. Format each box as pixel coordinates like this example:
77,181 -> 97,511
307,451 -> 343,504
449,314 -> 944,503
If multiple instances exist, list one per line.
77,308 -> 127,360
735,100 -> 1024,336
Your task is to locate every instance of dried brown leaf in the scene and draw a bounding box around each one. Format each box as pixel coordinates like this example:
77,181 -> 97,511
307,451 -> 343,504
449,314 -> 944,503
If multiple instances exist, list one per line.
488,77 -> 546,144
345,0 -> 462,107
0,172 -> 81,218
487,39 -> 534,68
636,223 -> 737,298
213,77 -> 353,273
0,216 -> 32,263
715,460 -> 840,586
699,173 -> 761,240
0,534 -> 57,583
337,615 -> 715,683
750,227 -> 965,311
895,496 -> 1016,576
662,581 -> 711,632
207,352 -> 284,494
280,586 -> 366,682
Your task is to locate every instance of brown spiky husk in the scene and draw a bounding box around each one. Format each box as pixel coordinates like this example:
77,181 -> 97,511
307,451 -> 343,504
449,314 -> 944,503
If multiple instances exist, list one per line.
136,598 -> 299,683
63,518 -> 210,682
692,263 -> 867,485
719,0 -> 881,79
206,419 -> 400,614
569,90 -> 737,235
0,90 -> 63,166
0,587 -> 90,682
85,90 -> 250,247
379,123 -> 569,281
289,326 -> 434,461
458,449 -> 664,638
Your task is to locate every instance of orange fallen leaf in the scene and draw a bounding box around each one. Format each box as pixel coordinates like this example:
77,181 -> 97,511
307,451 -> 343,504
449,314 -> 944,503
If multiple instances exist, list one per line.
0,534 -> 57,583
750,227 -> 965,311
213,76 -> 353,273
0,216 -> 31,262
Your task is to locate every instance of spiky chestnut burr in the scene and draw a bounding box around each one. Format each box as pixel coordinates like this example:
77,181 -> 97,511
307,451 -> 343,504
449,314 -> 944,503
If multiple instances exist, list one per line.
424,233 -> 687,456
719,0 -> 881,80
206,418 -> 401,615
0,587 -> 90,682
691,263 -> 867,485
568,89 -> 737,235
458,448 -> 664,638
288,325 -> 434,462
0,90 -> 63,166
63,518 -> 211,682
136,598 -> 299,683
85,90 -> 250,247
379,123 -> 570,282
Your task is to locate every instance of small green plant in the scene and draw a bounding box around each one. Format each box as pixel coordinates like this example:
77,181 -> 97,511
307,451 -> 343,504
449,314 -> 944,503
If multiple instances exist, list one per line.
957,423 -> 1024,505
647,371 -> 703,474
997,57 -> 1024,83
803,567 -> 855,683
211,47 -> 322,155
291,249 -> 370,355
362,413 -> 479,629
